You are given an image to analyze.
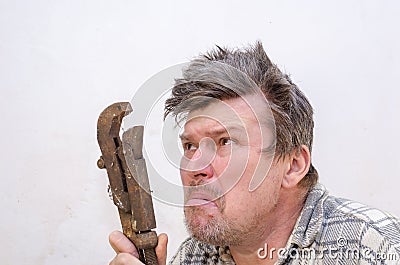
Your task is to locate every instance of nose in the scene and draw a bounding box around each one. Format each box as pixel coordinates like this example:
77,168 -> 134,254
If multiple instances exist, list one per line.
181,138 -> 216,181
190,162 -> 215,180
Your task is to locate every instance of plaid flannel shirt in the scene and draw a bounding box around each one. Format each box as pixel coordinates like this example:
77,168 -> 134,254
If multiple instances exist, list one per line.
169,183 -> 400,264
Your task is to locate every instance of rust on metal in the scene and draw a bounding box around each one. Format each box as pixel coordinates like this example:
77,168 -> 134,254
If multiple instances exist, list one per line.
97,102 -> 158,265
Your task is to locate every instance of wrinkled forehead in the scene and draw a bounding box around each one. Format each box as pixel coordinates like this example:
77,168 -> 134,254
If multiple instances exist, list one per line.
185,94 -> 274,130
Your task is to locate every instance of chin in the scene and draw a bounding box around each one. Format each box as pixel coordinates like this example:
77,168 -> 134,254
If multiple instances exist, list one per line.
184,206 -> 214,227
184,207 -> 243,246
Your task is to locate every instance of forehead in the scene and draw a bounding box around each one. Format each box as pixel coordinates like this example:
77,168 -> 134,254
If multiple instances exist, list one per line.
184,94 -> 272,132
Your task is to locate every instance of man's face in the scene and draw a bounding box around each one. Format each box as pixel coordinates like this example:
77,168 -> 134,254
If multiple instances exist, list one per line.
179,94 -> 286,246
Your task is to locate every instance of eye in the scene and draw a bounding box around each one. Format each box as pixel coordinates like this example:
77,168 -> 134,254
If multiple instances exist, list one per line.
184,143 -> 197,151
220,138 -> 234,146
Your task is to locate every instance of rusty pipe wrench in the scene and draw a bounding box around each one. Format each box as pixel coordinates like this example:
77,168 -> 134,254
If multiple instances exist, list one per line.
96,102 -> 158,265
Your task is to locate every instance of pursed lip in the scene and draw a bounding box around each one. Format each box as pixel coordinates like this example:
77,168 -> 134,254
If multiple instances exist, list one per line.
185,191 -> 219,208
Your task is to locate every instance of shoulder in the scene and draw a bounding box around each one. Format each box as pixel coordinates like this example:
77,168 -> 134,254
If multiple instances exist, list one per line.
323,196 -> 400,240
169,237 -> 222,265
320,196 -> 400,261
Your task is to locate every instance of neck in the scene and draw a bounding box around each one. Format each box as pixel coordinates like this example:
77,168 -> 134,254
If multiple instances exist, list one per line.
229,187 -> 307,265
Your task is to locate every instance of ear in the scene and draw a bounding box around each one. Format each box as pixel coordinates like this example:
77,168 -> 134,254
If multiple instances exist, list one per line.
282,145 -> 311,189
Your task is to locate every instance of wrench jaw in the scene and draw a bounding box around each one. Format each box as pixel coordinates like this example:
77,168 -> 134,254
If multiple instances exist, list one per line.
97,102 -> 132,214
122,126 -> 157,231
97,102 -> 158,265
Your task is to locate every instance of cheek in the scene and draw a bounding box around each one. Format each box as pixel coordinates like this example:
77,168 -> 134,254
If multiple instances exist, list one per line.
223,176 -> 280,215
234,151 -> 263,182
211,156 -> 231,175
212,155 -> 245,193
222,186 -> 259,219
212,149 -> 259,193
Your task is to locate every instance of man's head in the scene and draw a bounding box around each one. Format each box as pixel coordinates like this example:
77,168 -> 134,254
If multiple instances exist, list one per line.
164,42 -> 318,246
165,41 -> 318,188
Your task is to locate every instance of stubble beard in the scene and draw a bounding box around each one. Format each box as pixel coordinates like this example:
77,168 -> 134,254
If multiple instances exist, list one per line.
183,176 -> 280,247
184,185 -> 278,246
185,206 -> 236,246
184,200 -> 270,247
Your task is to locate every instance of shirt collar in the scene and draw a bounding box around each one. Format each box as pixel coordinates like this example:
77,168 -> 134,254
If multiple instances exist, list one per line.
287,183 -> 329,248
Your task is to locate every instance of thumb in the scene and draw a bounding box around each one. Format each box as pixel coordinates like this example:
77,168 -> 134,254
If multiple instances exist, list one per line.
155,233 -> 168,265
109,230 -> 139,258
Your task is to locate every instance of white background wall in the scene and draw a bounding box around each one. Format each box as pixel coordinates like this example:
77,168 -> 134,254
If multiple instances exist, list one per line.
1,1 -> 399,264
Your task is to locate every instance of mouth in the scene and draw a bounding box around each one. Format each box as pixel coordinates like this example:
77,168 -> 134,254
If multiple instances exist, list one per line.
185,191 -> 219,208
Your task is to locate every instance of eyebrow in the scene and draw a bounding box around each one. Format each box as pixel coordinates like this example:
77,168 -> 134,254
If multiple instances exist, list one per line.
179,125 -> 246,141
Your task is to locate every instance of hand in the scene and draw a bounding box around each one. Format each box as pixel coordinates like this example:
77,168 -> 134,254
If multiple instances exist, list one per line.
108,230 -> 168,265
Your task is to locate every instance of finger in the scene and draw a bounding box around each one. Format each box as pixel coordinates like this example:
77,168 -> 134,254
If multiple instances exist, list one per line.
109,230 -> 139,258
109,252 -> 143,265
155,233 -> 168,265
